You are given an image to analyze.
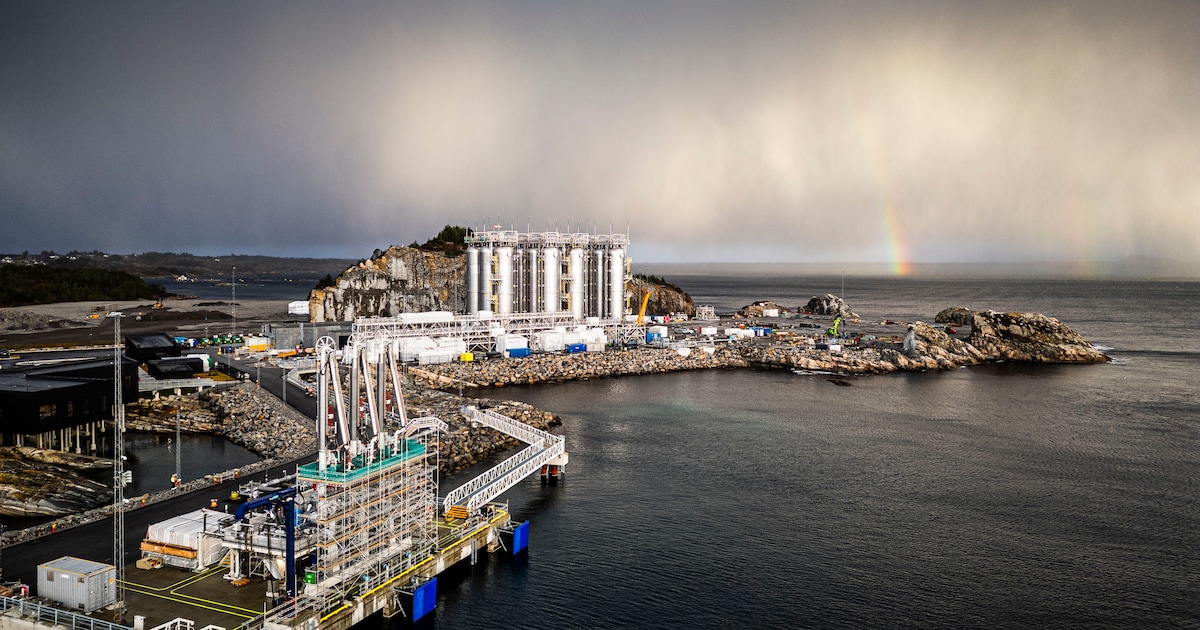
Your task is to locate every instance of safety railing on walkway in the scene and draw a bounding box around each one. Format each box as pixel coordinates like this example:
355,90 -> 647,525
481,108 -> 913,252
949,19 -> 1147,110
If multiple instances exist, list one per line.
0,595 -> 132,630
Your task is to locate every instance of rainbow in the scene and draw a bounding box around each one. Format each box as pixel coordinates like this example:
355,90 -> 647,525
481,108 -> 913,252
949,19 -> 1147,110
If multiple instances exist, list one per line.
855,119 -> 912,276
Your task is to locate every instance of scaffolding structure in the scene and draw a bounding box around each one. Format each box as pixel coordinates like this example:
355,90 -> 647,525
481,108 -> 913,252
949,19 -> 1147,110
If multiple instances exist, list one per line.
465,230 -> 630,320
299,335 -> 446,607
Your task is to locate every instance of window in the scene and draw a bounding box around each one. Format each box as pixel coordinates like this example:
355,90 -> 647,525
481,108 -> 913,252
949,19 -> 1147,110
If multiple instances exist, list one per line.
46,570 -> 53,582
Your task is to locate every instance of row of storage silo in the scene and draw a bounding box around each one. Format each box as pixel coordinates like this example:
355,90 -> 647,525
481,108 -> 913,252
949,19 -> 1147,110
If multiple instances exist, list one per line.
465,231 -> 628,320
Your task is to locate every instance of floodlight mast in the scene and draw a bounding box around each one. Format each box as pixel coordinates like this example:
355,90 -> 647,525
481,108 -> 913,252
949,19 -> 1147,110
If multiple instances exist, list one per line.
109,312 -> 126,622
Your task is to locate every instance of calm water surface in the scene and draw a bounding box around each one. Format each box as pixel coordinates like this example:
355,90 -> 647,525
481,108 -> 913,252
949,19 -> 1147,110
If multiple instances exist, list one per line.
429,276 -> 1198,629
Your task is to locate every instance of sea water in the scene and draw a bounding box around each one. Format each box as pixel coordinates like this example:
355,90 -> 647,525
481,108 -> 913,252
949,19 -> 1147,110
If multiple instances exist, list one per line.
430,275 -> 1199,629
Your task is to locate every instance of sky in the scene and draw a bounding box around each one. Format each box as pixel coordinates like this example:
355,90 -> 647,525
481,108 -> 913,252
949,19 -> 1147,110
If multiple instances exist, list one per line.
2,0 -> 1198,272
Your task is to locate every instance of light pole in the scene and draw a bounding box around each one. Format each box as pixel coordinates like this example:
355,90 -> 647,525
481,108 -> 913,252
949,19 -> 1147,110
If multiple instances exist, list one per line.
231,266 -> 236,337
108,311 -> 126,623
175,407 -> 181,487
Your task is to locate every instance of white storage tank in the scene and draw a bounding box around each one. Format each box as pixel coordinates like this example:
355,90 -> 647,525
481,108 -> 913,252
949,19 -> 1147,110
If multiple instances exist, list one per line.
569,247 -> 585,320
609,247 -> 625,319
527,248 -> 540,312
480,244 -> 493,314
466,245 -> 480,314
38,557 -> 116,613
497,246 -> 514,315
543,247 -> 560,313
593,249 -> 606,318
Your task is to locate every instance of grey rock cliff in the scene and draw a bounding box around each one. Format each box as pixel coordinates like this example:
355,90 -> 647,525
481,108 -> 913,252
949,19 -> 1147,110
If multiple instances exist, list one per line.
309,246 -> 466,322
627,276 -> 696,317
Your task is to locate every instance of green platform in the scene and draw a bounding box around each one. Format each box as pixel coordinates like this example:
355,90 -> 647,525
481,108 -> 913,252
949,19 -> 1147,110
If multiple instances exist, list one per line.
298,439 -> 427,484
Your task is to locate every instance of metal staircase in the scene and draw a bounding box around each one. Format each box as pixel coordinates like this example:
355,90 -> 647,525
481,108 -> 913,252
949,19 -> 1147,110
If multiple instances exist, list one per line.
443,406 -> 568,513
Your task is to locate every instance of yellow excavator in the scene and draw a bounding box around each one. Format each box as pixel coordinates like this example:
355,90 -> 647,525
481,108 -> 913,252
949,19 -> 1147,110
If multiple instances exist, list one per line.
636,290 -> 652,326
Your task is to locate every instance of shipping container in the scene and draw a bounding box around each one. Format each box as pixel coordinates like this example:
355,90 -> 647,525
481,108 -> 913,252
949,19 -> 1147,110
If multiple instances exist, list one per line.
460,352 -> 474,362
566,343 -> 587,353
38,557 -> 116,613
507,347 -> 532,358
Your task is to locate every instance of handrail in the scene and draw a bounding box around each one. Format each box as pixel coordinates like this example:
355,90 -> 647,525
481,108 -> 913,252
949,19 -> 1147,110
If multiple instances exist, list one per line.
443,406 -> 565,511
0,595 -> 134,630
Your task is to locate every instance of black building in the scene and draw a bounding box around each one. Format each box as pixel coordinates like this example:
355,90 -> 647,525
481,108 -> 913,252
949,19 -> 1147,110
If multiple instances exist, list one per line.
0,357 -> 138,450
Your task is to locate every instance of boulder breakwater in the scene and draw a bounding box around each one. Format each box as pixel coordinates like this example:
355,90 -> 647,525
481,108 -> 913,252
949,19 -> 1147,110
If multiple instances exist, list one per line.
415,311 -> 1108,388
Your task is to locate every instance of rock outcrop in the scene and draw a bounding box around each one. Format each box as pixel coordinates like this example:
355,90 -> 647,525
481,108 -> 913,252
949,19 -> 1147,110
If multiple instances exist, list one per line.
627,277 -> 696,317
0,455 -> 113,517
737,301 -> 786,318
802,294 -> 857,318
309,246 -> 465,322
968,311 -> 1108,363
935,306 -> 975,326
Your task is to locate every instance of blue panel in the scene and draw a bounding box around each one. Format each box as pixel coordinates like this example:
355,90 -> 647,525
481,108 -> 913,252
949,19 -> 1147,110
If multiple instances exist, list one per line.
513,521 -> 529,554
413,578 -> 437,621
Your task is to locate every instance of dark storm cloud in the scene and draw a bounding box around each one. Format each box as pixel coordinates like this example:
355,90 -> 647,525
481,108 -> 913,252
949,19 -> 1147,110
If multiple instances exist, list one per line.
1,1 -> 1197,266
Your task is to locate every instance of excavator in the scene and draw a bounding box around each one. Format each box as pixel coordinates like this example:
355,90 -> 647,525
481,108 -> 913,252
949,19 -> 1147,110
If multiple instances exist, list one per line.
825,316 -> 843,338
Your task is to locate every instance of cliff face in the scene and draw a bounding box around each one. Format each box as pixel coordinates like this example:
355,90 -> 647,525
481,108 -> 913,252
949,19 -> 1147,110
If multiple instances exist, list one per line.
628,276 -> 696,317
310,246 -> 465,322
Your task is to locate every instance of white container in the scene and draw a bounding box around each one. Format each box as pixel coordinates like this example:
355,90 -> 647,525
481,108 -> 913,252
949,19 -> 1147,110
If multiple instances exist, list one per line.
288,300 -> 310,316
143,508 -> 226,570
762,308 -> 779,318
648,325 -> 669,338
585,342 -> 606,352
699,326 -> 718,336
533,331 -> 566,352
38,557 -> 116,612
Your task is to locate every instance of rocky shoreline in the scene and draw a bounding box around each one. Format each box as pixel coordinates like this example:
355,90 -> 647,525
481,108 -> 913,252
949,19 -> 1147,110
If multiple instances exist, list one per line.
415,311 -> 1108,387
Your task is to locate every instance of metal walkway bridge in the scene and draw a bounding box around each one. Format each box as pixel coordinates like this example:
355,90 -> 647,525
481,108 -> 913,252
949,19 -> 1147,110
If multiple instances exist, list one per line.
442,405 -> 567,515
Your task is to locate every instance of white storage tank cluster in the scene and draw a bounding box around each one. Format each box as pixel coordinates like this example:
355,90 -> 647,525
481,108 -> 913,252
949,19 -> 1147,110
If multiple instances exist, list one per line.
465,229 -> 629,321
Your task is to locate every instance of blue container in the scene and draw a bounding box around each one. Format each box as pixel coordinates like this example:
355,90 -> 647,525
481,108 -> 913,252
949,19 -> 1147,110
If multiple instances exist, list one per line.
566,343 -> 587,353
646,332 -> 660,342
507,347 -> 531,358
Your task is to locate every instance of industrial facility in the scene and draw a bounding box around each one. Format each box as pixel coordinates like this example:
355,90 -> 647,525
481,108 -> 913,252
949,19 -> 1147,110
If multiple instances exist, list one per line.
465,230 -> 629,320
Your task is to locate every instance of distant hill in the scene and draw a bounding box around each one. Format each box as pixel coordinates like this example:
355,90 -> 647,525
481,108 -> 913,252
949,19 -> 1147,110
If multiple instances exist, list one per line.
0,266 -> 168,307
0,251 -> 357,280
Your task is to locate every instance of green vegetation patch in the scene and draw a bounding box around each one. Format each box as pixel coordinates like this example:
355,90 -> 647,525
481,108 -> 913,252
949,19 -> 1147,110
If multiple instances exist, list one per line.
0,266 -> 167,307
